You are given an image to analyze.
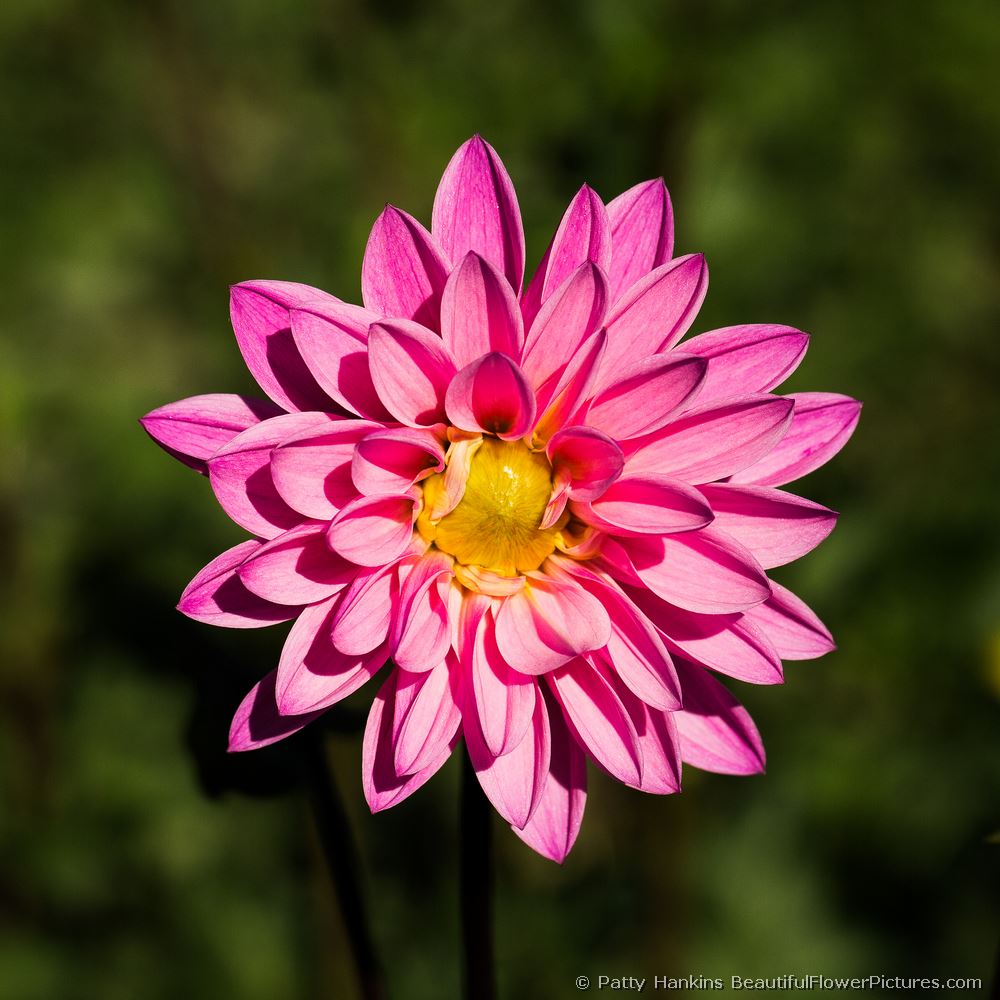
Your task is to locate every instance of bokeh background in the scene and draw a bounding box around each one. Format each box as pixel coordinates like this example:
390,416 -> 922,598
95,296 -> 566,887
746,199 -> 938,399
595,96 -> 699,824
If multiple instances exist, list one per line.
2,0 -> 999,996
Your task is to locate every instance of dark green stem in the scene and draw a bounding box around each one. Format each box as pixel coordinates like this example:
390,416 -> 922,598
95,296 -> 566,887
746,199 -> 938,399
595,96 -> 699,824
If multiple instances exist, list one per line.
460,753 -> 496,1000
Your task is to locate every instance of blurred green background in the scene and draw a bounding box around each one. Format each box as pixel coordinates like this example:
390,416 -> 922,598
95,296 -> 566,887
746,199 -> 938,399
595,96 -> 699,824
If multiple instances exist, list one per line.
2,0 -> 999,996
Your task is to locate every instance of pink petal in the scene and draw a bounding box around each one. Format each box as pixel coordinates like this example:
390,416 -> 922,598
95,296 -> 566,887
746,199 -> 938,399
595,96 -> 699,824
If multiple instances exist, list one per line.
586,353 -> 707,440
290,305 -> 393,420
229,281 -> 339,412
364,668 -> 457,812
140,393 -> 282,474
330,563 -> 398,655
600,255 -> 708,379
367,319 -> 457,427
237,522 -> 357,606
351,427 -> 445,496
606,178 -> 674,303
327,492 -> 419,567
494,573 -> 612,675
465,683 -> 551,829
361,206 -> 450,329
679,324 -> 810,404
548,659 -> 642,787
228,670 -> 326,752
622,529 -> 771,615
440,252 -> 524,366
521,185 -> 612,329
270,419 -> 381,520
673,659 -> 766,775
573,474 -> 714,536
445,352 -> 536,439
392,656 -> 463,775
471,610 -> 537,756
533,329 -> 607,442
512,692 -> 587,862
609,674 -> 682,794
699,484 -> 837,569
391,551 -> 453,672
208,412 -> 335,538
546,426 -> 624,502
275,598 -> 388,714
178,541 -> 301,629
520,262 -> 608,392
431,135 -> 525,293
729,393 -> 862,487
625,395 -> 794,485
744,580 -> 835,660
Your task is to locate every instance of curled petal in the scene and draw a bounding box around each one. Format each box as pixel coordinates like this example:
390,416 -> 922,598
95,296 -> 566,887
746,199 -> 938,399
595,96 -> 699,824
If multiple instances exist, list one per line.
445,352 -> 536,439
546,426 -> 624,502
392,656 -> 463,775
330,563 -> 398,655
606,178 -> 674,303
608,672 -> 682,794
533,329 -> 607,443
229,670 -> 326,752
327,492 -> 420,567
391,551 -> 454,672
352,427 -> 445,496
573,474 -> 713,536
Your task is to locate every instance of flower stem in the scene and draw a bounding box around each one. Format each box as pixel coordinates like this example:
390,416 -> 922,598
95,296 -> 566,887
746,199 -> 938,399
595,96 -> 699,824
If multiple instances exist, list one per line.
460,753 -> 496,1000
302,732 -> 387,1000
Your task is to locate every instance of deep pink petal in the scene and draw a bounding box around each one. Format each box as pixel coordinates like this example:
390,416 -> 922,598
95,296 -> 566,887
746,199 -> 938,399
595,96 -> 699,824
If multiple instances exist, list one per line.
546,426 -> 624,502
729,393 -> 862,487
606,178 -> 674,303
673,659 -> 766,775
327,492 -> 419,567
290,305 -> 393,420
361,206 -> 450,329
440,252 -> 524,366
601,255 -> 708,379
140,394 -> 282,474
445,352 -> 536,439
432,136 -> 525,293
228,670 -> 326,752
329,563 -> 398,655
351,427 -> 445,496
625,395 -> 794,485
208,412 -> 335,538
586,353 -> 707,440
178,541 -> 301,628
574,474 -> 713,536
608,672 -> 681,794
392,656 -> 463,775
368,319 -> 457,427
699,483 -> 837,569
744,581 -> 835,660
391,551 -> 454,672
679,324 -> 810,405
534,329 -> 607,442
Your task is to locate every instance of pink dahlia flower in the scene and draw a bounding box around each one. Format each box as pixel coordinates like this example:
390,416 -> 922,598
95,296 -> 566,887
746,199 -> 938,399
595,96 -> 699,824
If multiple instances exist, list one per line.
142,136 -> 860,862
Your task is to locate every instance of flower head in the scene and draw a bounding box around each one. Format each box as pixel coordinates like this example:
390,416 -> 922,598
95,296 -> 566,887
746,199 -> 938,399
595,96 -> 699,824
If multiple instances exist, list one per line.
142,136 -> 860,862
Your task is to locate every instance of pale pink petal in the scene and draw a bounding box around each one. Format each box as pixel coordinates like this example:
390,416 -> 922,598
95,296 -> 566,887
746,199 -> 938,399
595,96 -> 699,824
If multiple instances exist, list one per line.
512,692 -> 587,862
609,673 -> 681,794
606,178 -> 674,303
440,252 -> 524,366
548,659 -> 642,786
494,573 -> 612,675
533,329 -> 607,442
699,484 -> 837,569
392,656 -> 463,775
351,427 -> 445,496
625,395 -> 794,485
471,610 -> 537,756
520,262 -> 608,392
601,255 -> 708,378
679,324 -> 810,404
237,522 -> 357,606
364,668 -> 457,812
329,563 -> 398,655
673,659 -> 766,775
140,393 -> 282,474
465,684 -> 550,829
270,419 -> 381,521
228,670 -> 326,752
178,541 -> 300,629
521,185 -> 612,328
445,352 -> 536,439
208,412 -> 335,538
327,492 -> 419,567
361,206 -> 450,329
573,474 -> 713,536
229,281 -> 339,412
744,581 -> 835,660
586,353 -> 707,440
546,426 -> 624,501
622,529 -> 771,615
290,305 -> 393,420
275,598 -> 388,715
431,136 -> 525,293
367,320 -> 457,427
391,551 -> 454,672
729,393 -> 862,487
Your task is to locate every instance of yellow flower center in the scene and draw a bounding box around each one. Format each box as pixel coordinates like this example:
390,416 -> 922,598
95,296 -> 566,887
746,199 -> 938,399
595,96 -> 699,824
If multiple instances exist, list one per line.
417,438 -> 567,576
